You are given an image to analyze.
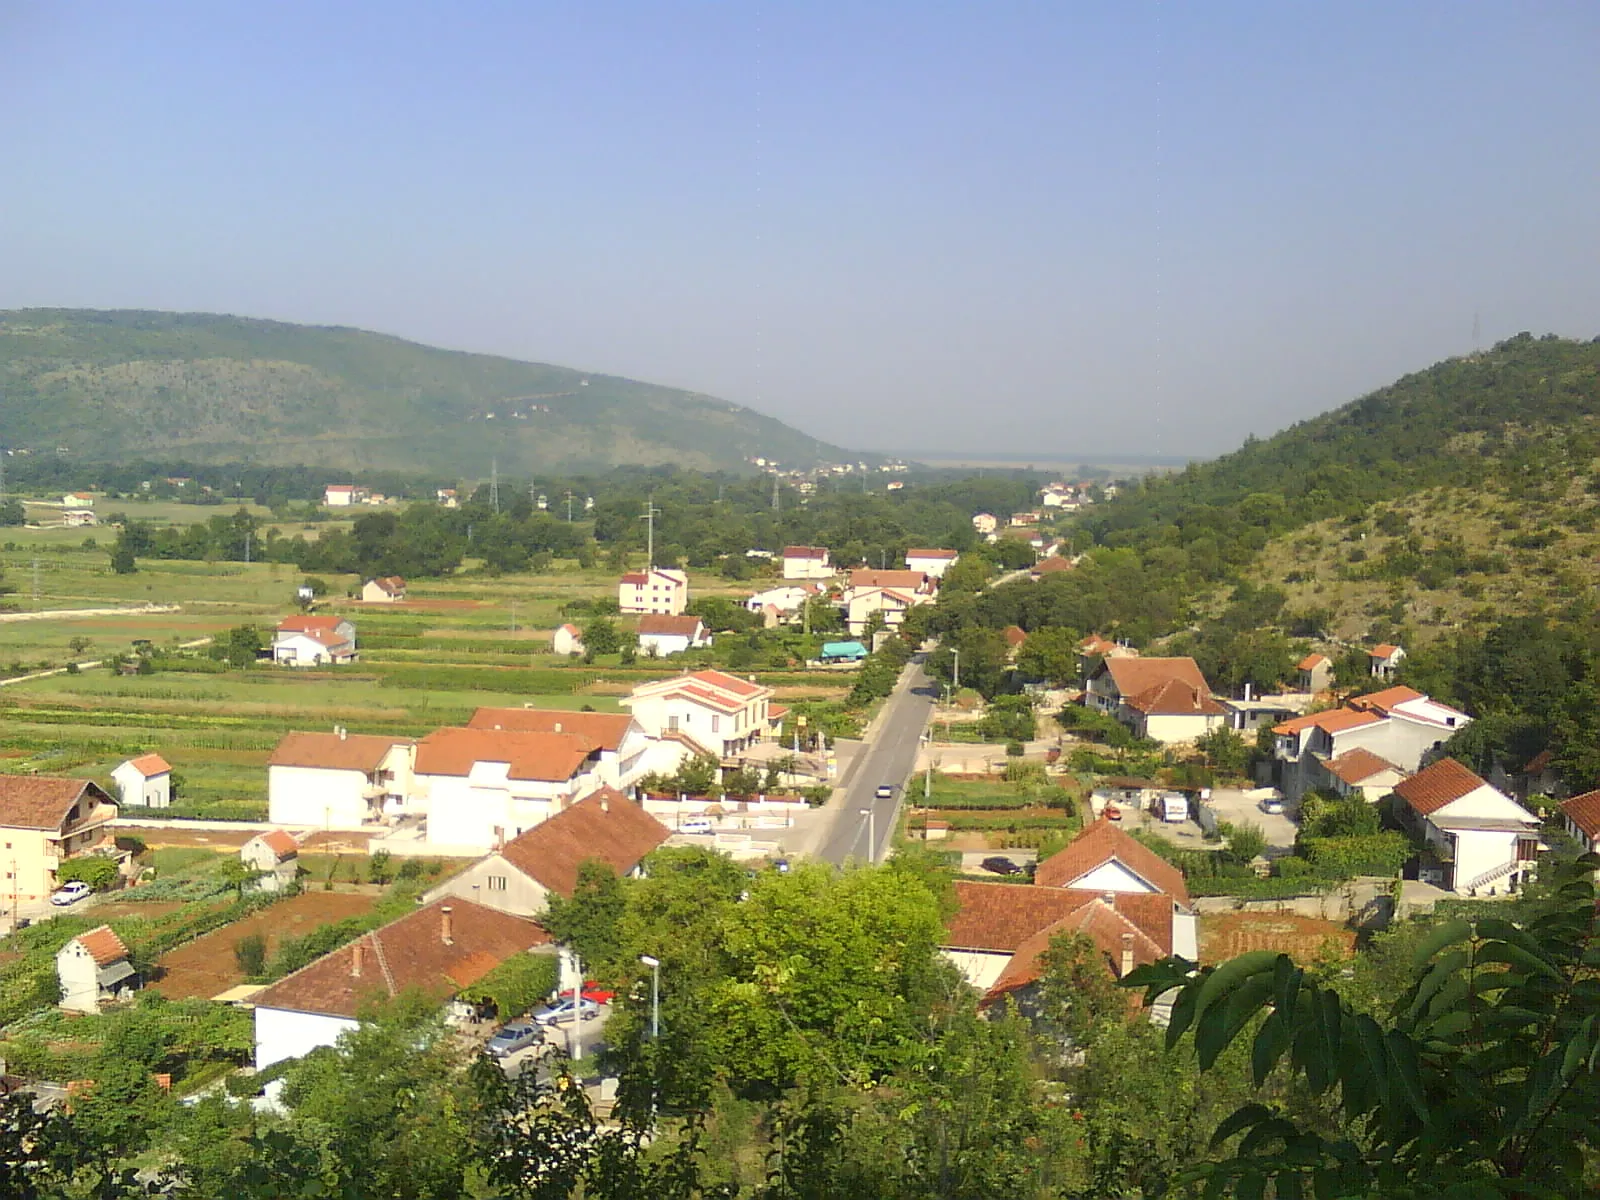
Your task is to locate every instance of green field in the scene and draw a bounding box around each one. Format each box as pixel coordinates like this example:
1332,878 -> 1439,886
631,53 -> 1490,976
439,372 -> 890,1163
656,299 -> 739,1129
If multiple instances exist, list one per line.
0,540 -> 845,818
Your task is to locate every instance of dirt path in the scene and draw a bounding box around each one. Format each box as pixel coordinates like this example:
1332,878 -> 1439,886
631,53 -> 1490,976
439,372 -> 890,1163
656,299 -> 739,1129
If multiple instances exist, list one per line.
0,603 -> 180,623
0,633 -> 212,688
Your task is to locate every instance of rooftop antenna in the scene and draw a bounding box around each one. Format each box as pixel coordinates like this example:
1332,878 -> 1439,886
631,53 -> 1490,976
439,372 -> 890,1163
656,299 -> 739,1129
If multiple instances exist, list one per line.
640,493 -> 660,570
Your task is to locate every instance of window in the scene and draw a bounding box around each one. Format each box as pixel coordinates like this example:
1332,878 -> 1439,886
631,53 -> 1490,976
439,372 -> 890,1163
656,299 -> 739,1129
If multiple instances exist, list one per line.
711,716 -> 720,733
488,875 -> 508,891
668,715 -> 679,731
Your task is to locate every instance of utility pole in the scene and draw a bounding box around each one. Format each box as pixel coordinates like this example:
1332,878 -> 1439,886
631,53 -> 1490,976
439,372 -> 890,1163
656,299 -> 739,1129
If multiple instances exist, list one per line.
565,490 -> 574,522
244,531 -> 251,564
490,458 -> 499,514
771,474 -> 780,512
640,494 -> 660,570
509,599 -> 516,633
952,648 -> 961,692
31,557 -> 38,602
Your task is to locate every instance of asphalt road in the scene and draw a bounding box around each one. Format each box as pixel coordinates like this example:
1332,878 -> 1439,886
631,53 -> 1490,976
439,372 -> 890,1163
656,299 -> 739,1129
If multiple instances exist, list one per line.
816,653 -> 939,865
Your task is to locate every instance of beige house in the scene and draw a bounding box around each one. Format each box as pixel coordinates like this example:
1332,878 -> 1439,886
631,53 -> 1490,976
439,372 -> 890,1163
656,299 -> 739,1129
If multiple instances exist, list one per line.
361,576 -> 406,603
1297,653 -> 1334,693
57,926 -> 137,1014
241,831 -> 300,893
1321,748 -> 1406,802
618,568 -> 688,615
424,788 -> 669,917
623,669 -> 780,761
841,569 -> 935,637
1084,656 -> 1227,744
0,777 -> 119,906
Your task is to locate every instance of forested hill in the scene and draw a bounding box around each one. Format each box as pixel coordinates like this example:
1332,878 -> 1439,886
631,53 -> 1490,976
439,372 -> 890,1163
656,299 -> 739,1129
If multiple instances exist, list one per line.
1085,332 -> 1600,563
0,309 -> 848,474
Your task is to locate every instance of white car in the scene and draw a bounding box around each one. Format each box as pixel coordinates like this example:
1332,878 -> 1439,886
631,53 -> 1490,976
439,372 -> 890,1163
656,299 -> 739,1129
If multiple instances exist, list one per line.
678,817 -> 713,835
50,881 -> 91,906
1259,797 -> 1285,815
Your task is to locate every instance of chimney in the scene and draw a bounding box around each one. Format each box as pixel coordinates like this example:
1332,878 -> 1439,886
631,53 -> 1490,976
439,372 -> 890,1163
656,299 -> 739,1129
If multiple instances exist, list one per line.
554,722 -> 562,733
1102,891 -> 1116,905
351,940 -> 363,978
1119,932 -> 1135,979
338,727 -> 347,741
440,905 -> 454,945
600,794 -> 609,813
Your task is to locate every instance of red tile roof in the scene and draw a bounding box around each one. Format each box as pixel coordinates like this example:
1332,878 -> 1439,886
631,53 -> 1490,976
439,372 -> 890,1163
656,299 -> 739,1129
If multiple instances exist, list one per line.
414,728 -> 601,783
688,669 -> 764,698
498,789 -> 669,897
1122,678 -> 1228,717
1297,653 -> 1331,671
1099,657 -> 1211,705
268,732 -> 409,772
1079,635 -> 1117,655
0,777 -> 111,831
906,548 -> 957,559
986,896 -> 1172,999
637,614 -> 705,637
1561,790 -> 1600,839
468,709 -> 634,750
1350,685 -> 1426,714
848,569 -> 928,590
1369,644 -> 1402,660
126,753 -> 171,776
74,926 -> 129,966
1032,556 -> 1073,574
945,882 -> 1104,951
250,899 -> 550,1019
1033,818 -> 1190,904
619,572 -> 650,585
276,615 -> 349,635
1393,757 -> 1485,816
256,830 -> 299,860
1002,625 -> 1028,648
368,576 -> 406,594
1324,748 -> 1404,786
1272,707 -> 1385,737
783,546 -> 828,559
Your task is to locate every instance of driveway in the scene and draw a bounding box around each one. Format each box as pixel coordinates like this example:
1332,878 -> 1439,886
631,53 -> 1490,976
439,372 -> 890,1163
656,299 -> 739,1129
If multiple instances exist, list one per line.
1205,787 -> 1299,854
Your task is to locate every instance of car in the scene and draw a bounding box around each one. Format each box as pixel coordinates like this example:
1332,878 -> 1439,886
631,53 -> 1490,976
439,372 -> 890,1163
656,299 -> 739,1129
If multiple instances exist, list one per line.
678,817 -> 713,835
874,784 -> 895,799
1260,797 -> 1285,815
981,856 -> 1023,876
579,981 -> 616,1005
1103,803 -> 1123,821
773,858 -> 791,873
484,1020 -> 544,1058
50,881 -> 91,907
532,997 -> 602,1026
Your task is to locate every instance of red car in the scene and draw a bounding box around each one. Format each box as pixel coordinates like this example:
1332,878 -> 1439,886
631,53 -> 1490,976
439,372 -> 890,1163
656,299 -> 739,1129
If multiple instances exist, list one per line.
580,982 -> 616,1005
1103,803 -> 1122,822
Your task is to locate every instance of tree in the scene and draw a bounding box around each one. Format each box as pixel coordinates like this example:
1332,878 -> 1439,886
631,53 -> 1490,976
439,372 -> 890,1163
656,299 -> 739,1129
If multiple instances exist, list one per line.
1032,930 -> 1126,1045
1195,726 -> 1250,775
221,624 -> 262,669
109,542 -> 137,574
233,933 -> 266,977
1124,854 -> 1600,1198
1014,626 -> 1080,685
583,616 -> 622,656
540,860 -> 626,975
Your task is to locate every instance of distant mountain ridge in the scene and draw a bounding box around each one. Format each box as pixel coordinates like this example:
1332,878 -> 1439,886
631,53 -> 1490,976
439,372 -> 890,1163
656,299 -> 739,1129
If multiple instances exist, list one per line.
0,309 -> 848,474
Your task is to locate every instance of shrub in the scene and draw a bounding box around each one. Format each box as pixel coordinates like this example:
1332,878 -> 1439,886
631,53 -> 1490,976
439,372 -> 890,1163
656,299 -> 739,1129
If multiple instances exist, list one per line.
1299,832 -> 1410,878
55,856 -> 120,891
233,933 -> 267,978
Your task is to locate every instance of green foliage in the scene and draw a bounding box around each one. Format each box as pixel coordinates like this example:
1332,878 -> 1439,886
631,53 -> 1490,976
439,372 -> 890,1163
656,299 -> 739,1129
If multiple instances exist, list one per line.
1298,832 -> 1410,877
581,615 -> 621,656
457,951 -> 558,1019
1125,854 -> 1600,1197
1223,820 -> 1267,863
1012,625 -> 1080,685
1195,725 -> 1251,775
976,693 -> 1037,741
53,855 -> 119,890
233,932 -> 266,978
540,860 -> 627,974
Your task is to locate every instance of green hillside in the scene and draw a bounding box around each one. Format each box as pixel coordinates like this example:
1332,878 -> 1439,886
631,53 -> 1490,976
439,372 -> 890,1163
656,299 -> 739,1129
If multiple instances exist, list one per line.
1080,332 -> 1600,639
0,309 -> 848,473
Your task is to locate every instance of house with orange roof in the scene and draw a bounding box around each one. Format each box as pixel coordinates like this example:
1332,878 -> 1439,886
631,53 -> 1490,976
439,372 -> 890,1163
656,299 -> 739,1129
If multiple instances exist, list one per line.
1321,748 -> 1407,802
1559,788 -> 1600,857
267,731 -> 416,828
467,708 -> 651,792
1270,686 -> 1472,802
905,548 -> 959,579
842,568 -> 935,637
1296,652 -> 1334,693
1394,758 -> 1541,895
618,568 -> 688,616
323,484 -> 366,507
0,777 -> 118,906
781,545 -> 833,580
1084,656 -> 1227,745
241,830 -> 300,893
272,614 -> 357,666
551,623 -> 585,656
636,614 -> 711,657
57,926 -> 136,1013
361,576 -> 406,604
1030,555 -> 1072,579
251,898 -> 551,1071
411,727 -> 608,850
621,670 -> 781,777
111,753 -> 172,808
424,787 -> 669,918
1368,643 -> 1406,679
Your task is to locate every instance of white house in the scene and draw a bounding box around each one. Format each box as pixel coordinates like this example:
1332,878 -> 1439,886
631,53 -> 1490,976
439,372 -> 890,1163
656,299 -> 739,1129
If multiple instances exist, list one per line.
781,546 -> 833,580
251,899 -> 551,1070
905,549 -> 958,579
273,615 -> 357,666
436,488 -> 459,508
841,569 -> 935,637
622,669 -> 779,761
1560,790 -> 1600,856
1394,758 -> 1542,895
1271,686 -> 1471,803
1321,748 -> 1407,802
410,727 -> 606,850
743,584 -> 821,618
1369,644 -> 1406,679
323,484 -> 367,507
551,623 -> 585,656
266,732 -> 415,828
1084,656 -> 1227,744
241,830 -> 300,893
361,576 -> 406,603
466,708 -> 652,794
971,513 -> 998,537
636,614 -> 711,658
111,753 -> 172,808
63,509 -> 97,528
423,788 -> 669,917
57,926 -> 137,1014
618,568 -> 688,616
63,491 -> 94,508
1032,817 -> 1198,957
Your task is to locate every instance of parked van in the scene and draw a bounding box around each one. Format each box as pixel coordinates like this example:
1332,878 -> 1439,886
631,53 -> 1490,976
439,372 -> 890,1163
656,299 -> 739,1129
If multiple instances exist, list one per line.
1160,793 -> 1189,824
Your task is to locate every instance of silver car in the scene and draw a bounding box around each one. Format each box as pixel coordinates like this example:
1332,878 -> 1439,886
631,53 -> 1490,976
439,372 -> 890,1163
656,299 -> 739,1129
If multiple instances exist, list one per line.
484,1020 -> 544,1058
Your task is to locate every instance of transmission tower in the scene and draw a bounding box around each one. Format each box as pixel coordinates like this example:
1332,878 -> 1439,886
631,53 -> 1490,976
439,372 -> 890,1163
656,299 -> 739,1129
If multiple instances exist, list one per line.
490,458 -> 500,513
640,494 -> 661,569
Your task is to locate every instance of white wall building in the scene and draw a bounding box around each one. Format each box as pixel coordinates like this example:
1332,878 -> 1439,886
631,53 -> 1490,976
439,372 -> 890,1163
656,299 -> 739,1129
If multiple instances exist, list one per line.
323,484 -> 366,507
465,708 -> 652,794
551,623 -> 585,656
1395,759 -> 1541,895
57,926 -> 136,1014
618,568 -> 688,615
273,615 -> 358,666
241,830 -> 300,893
267,732 -> 415,828
622,669 -> 779,760
781,546 -> 833,580
636,614 -> 711,658
111,753 -> 172,808
905,549 -> 958,579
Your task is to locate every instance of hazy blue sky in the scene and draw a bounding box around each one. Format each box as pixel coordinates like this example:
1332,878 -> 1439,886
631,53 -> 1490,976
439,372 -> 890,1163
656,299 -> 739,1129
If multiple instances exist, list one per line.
4,2 -> 1598,458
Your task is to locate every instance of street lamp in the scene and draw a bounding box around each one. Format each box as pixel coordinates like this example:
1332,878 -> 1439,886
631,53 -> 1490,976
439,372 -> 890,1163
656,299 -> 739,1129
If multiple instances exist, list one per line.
639,955 -> 661,1040
860,808 -> 875,864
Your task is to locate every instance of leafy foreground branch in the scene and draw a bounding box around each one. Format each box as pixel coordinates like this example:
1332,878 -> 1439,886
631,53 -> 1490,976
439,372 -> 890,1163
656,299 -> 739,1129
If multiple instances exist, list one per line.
1125,854 -> 1600,1199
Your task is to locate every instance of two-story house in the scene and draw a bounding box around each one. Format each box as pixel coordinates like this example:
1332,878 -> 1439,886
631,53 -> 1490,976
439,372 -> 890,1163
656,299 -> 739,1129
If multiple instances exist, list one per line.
273,615 -> 358,666
1559,789 -> 1600,857
266,732 -> 416,827
0,777 -> 118,906
111,754 -> 172,808
1271,686 -> 1470,803
1369,644 -> 1406,679
1083,656 -> 1226,744
57,926 -> 137,1014
622,669 -> 779,762
617,568 -> 688,616
1296,653 -> 1334,693
411,727 -> 607,850
841,569 -> 935,637
781,546 -> 833,580
241,831 -> 300,893
905,549 -> 958,579
1394,758 -> 1541,895
466,708 -> 652,794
